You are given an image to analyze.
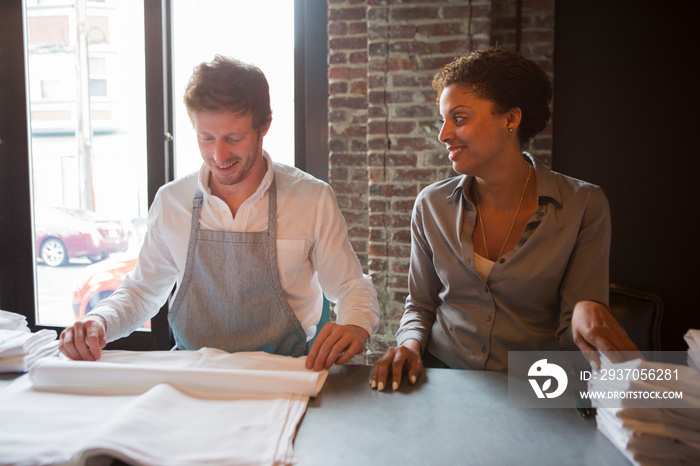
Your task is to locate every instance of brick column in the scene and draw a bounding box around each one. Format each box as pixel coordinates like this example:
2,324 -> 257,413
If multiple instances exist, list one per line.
326,0 -> 555,352
365,1 -> 491,350
327,1 -> 370,267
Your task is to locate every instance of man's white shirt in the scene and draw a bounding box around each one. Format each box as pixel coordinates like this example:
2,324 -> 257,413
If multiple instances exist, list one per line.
91,151 -> 379,343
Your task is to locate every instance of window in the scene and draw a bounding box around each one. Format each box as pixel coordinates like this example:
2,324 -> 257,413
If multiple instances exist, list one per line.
171,0 -> 295,177
26,1 -> 150,340
0,0 -> 327,351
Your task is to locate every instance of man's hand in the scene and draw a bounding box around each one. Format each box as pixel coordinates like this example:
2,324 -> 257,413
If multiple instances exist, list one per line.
571,300 -> 640,369
370,339 -> 423,391
59,316 -> 107,361
305,323 -> 368,371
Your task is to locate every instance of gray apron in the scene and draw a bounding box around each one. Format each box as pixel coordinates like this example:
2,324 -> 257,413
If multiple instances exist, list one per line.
168,177 -> 307,356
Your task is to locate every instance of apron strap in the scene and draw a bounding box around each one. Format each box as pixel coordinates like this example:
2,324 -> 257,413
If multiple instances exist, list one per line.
266,176 -> 277,241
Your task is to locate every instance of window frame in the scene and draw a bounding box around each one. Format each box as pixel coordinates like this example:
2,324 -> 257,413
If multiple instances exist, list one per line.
0,0 -> 328,350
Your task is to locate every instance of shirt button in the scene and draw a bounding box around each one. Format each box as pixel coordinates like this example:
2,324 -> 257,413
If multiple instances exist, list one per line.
483,286 -> 489,294
482,346 -> 488,353
498,258 -> 505,264
485,315 -> 492,321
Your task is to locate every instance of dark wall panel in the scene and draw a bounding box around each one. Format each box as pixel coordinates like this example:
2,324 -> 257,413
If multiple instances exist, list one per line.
553,0 -> 700,350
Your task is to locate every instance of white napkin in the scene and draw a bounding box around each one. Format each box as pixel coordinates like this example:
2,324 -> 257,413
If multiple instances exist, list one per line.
588,356 -> 700,409
30,348 -> 327,397
684,329 -> 700,372
0,324 -> 59,373
0,310 -> 29,332
0,349 -> 328,466
617,407 -> 700,431
592,354 -> 700,465
596,408 -> 700,465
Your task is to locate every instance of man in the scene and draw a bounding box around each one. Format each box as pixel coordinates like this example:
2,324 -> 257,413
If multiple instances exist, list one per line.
59,56 -> 379,371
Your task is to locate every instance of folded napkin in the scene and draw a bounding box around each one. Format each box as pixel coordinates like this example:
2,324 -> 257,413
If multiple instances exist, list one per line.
0,309 -> 59,373
592,353 -> 700,465
0,310 -> 29,332
616,407 -> 700,432
0,349 -> 328,466
597,407 -> 700,465
30,348 -> 327,397
588,356 -> 700,410
684,329 -> 700,372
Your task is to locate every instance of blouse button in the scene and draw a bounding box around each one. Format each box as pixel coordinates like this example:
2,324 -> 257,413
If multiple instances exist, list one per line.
485,315 -> 492,321
481,346 -> 488,353
498,258 -> 505,264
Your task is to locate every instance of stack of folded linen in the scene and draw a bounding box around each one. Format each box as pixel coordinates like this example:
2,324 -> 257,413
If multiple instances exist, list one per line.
0,348 -> 328,466
684,329 -> 700,372
590,355 -> 700,465
0,310 -> 59,372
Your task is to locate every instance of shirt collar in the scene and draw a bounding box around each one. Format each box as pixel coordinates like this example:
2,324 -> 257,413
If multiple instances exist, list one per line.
528,152 -> 563,208
197,150 -> 274,201
448,175 -> 470,201
447,152 -> 563,208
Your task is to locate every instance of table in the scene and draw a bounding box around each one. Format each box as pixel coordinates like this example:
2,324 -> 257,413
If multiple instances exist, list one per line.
294,365 -> 630,465
0,366 -> 630,465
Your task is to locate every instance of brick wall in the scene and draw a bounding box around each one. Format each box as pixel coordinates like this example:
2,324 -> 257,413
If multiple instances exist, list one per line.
327,0 -> 554,352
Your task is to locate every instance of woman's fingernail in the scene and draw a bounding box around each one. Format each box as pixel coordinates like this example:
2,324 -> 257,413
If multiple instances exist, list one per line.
392,381 -> 398,390
410,375 -> 417,384
378,382 -> 384,391
370,379 -> 376,389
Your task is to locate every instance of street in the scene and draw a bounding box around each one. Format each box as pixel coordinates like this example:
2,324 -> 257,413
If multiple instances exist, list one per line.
35,245 -> 140,328
36,258 -> 93,327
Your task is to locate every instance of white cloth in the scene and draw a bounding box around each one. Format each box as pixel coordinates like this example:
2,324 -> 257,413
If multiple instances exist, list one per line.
588,357 -> 700,409
0,310 -> 59,373
684,329 -> 700,372
0,310 -> 29,332
0,349 -> 328,466
591,355 -> 700,465
29,348 -> 327,396
90,152 -> 379,343
596,408 -> 700,465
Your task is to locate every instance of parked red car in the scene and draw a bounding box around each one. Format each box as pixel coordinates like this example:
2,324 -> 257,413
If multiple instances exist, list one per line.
71,256 -> 149,327
35,206 -> 129,267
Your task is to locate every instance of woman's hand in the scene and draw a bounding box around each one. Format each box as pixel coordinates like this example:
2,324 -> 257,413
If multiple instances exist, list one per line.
370,339 -> 423,391
571,300 -> 640,368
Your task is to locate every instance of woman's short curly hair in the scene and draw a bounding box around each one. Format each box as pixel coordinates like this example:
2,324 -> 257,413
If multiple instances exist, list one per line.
184,55 -> 272,130
432,47 -> 552,144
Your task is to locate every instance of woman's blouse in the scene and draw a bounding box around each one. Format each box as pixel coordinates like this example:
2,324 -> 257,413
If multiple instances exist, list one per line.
396,153 -> 611,370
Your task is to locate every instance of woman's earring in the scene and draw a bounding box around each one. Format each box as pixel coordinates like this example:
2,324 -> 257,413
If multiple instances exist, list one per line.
506,127 -> 514,133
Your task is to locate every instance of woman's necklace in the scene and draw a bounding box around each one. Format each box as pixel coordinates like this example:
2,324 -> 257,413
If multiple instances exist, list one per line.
474,165 -> 532,260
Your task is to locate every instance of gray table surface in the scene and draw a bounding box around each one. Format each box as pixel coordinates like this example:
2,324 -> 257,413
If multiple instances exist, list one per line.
0,366 -> 630,465
294,364 -> 631,465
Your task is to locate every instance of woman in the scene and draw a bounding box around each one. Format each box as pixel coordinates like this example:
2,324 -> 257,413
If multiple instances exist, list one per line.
370,47 -> 636,391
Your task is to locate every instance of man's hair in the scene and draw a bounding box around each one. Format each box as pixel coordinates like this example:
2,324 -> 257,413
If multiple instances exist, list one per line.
183,55 -> 272,130
432,47 -> 552,144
